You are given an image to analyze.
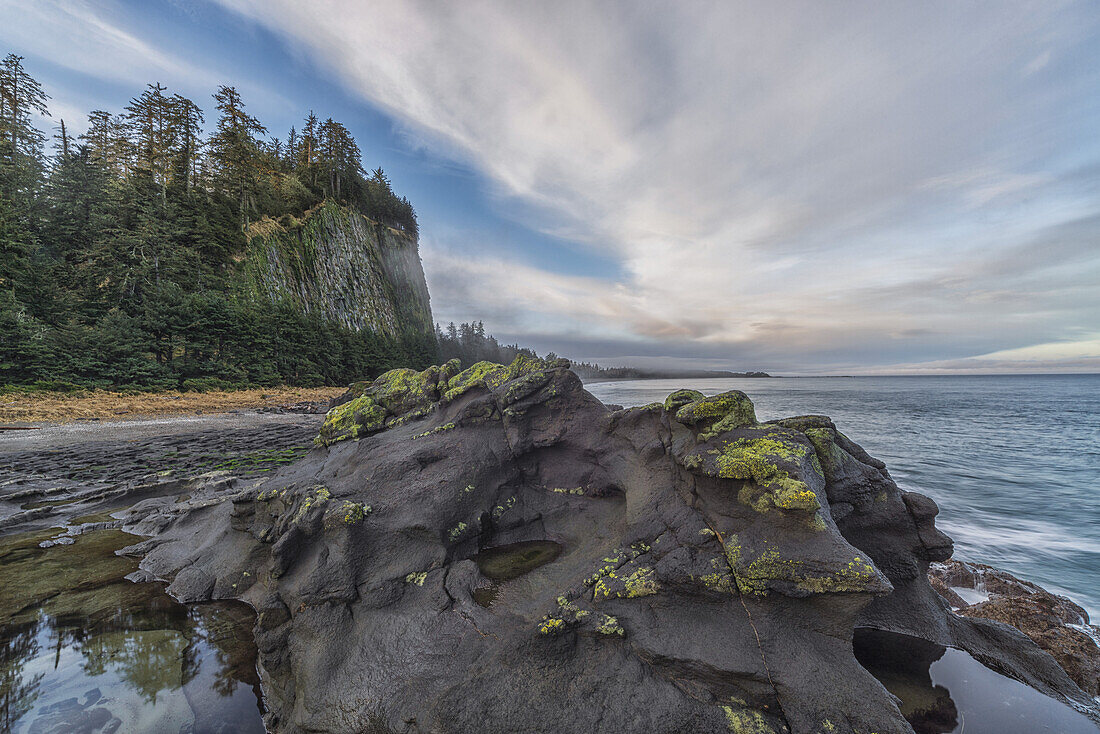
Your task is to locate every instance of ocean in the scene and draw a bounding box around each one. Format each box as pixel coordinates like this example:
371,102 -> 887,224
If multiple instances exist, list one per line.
584,374 -> 1100,617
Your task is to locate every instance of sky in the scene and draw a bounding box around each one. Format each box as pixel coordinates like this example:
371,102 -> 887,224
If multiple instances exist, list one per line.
2,1 -> 1100,375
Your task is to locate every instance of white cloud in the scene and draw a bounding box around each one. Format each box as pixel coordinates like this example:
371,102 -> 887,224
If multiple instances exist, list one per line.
851,336 -> 1100,375
0,0 -> 290,134
0,0 -> 217,90
38,0 -> 1100,371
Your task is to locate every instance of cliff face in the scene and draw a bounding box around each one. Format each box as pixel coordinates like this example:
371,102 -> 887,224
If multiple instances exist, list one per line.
244,201 -> 433,338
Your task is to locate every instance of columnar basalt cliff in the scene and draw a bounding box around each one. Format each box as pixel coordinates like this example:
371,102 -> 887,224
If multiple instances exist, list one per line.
244,200 -> 434,338
117,358 -> 1100,733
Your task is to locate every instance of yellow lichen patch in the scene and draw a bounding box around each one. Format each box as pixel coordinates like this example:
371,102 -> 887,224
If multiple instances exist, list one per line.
585,563 -> 617,587
405,571 -> 427,586
698,556 -> 736,593
730,547 -> 885,597
770,478 -> 821,511
294,486 -> 332,522
721,705 -> 776,733
551,487 -> 586,495
545,596 -> 592,630
538,617 -> 565,635
593,566 -> 659,600
622,567 -> 659,597
711,436 -> 808,481
594,614 -> 624,636
412,422 -> 456,439
491,496 -> 516,519
496,353 -> 547,386
663,389 -> 705,413
373,366 -> 440,411
340,501 -> 370,524
447,521 -> 469,542
803,427 -> 849,480
708,436 -> 821,514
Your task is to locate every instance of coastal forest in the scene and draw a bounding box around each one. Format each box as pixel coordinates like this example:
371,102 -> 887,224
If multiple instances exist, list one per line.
0,53 -> 435,391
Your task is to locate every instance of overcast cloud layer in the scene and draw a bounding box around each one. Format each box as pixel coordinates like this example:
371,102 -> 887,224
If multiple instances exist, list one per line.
13,1 -> 1100,373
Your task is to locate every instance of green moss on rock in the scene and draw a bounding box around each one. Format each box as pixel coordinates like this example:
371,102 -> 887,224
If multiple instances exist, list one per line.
664,389 -> 705,413
443,361 -> 507,402
675,391 -> 757,438
316,394 -> 387,446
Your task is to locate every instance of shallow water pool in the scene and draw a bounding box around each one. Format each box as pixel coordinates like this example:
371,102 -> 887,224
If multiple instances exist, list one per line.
854,628 -> 1098,733
0,529 -> 264,733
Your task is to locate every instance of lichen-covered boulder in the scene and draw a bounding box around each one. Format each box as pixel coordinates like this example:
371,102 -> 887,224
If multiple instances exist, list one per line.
120,363 -> 1100,734
674,389 -> 758,440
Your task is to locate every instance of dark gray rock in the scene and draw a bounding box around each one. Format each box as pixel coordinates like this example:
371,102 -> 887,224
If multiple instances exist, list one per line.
167,565 -> 216,602
115,357 -> 1099,733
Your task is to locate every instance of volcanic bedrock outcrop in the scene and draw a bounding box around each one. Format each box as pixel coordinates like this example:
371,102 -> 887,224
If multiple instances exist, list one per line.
123,356 -> 1100,733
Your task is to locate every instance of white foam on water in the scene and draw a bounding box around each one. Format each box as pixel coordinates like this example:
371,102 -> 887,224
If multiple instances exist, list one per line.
1068,623 -> 1100,650
951,586 -> 990,606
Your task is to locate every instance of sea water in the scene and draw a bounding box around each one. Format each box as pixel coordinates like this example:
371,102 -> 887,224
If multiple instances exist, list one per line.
585,374 -> 1100,617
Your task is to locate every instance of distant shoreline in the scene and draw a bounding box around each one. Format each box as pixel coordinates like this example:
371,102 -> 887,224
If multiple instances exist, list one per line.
575,370 -> 773,383
580,372 -> 1100,382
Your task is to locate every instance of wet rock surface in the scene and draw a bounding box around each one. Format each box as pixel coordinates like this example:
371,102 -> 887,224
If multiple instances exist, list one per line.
5,360 -> 1098,733
0,414 -> 317,535
854,627 -> 1099,734
930,558 -> 1100,697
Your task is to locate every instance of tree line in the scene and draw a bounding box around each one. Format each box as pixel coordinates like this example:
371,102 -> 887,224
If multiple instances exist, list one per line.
436,321 -> 537,367
0,53 -> 433,391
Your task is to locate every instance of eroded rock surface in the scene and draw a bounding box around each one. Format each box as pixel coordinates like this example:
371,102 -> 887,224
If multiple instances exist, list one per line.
107,358 -> 1099,733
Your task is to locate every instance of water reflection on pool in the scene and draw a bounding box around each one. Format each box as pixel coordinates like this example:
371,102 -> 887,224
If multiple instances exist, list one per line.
472,540 -> 563,608
0,530 -> 264,733
854,627 -> 1099,734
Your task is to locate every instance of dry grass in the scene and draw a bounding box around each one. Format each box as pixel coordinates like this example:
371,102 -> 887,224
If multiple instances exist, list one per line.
245,215 -> 287,241
0,386 -> 344,425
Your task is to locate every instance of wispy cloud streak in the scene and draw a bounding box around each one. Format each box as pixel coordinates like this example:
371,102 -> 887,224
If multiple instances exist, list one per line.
26,0 -> 1100,371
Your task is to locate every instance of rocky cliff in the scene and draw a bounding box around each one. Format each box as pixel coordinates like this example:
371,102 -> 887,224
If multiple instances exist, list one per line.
244,201 -> 433,338
118,358 -> 1100,733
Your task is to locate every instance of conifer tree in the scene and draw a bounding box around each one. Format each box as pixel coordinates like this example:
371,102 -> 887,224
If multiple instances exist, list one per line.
125,82 -> 175,192
0,54 -> 49,160
209,85 -> 266,222
170,94 -> 204,189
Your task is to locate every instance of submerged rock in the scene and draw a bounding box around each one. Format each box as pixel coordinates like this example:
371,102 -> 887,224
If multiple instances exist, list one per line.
116,358 -> 1100,733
